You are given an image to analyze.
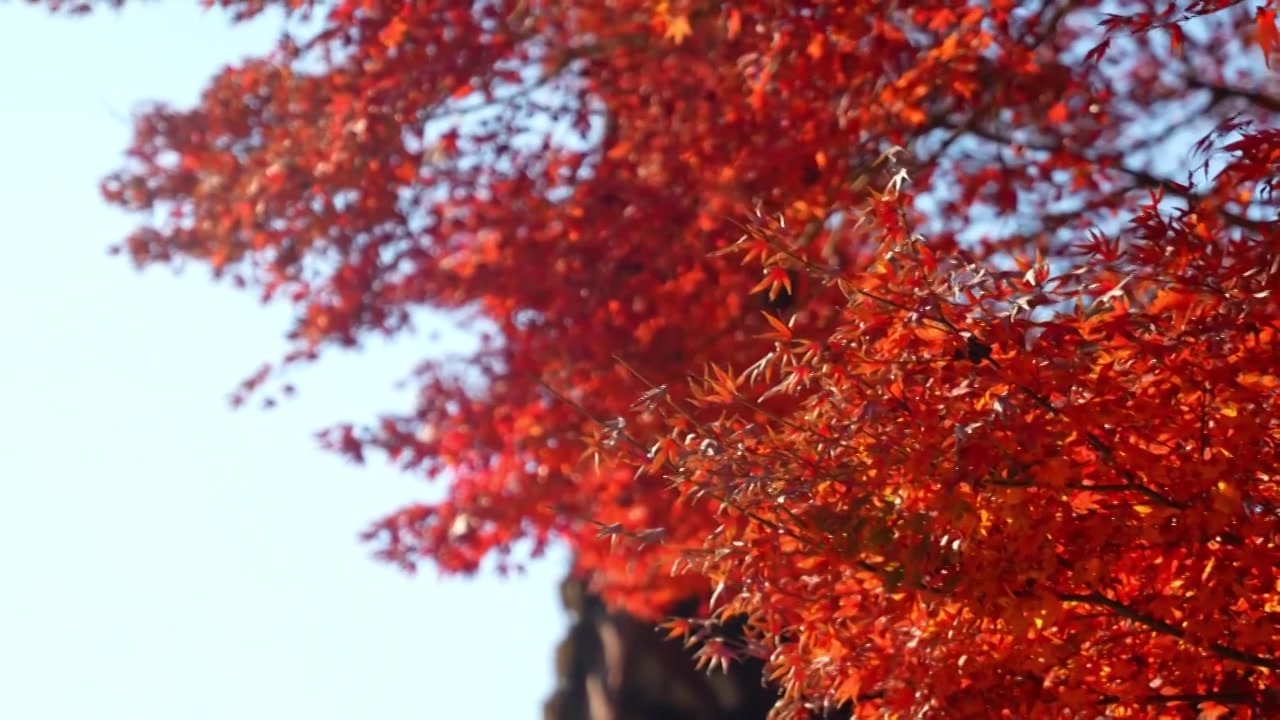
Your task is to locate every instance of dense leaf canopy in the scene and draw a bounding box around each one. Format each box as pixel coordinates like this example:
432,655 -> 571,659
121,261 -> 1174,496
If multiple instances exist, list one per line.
37,0 -> 1280,716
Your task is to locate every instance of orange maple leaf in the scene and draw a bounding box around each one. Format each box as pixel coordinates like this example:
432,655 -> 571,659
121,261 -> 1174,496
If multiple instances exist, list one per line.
378,16 -> 409,50
665,14 -> 692,44
1258,6 -> 1279,67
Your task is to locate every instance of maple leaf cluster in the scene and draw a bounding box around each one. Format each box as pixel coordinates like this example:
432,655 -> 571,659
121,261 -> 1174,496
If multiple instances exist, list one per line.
36,0 -> 1280,716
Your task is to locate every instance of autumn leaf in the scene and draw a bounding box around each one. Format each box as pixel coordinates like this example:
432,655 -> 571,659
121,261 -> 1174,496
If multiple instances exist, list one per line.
1169,23 -> 1185,58
1258,6 -> 1279,67
725,8 -> 742,40
1198,702 -> 1231,720
378,16 -> 409,50
665,14 -> 692,44
760,311 -> 793,342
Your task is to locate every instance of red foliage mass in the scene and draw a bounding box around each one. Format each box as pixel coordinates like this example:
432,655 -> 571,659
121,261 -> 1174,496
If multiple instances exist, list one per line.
35,0 -> 1280,716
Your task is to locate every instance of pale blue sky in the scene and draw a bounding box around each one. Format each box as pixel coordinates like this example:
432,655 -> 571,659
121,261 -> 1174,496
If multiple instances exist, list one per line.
0,6 -> 564,719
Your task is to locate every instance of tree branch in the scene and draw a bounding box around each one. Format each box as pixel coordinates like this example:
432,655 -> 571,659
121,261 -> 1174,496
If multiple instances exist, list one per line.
1059,591 -> 1280,671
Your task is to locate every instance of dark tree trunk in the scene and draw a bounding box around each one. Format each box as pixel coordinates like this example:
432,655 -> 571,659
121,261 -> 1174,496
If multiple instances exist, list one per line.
542,574 -> 789,720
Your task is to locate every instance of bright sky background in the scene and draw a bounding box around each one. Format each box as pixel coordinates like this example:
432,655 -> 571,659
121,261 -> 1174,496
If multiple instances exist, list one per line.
0,6 -> 565,719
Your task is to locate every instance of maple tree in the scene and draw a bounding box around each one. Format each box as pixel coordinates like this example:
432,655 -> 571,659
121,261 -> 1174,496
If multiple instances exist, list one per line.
36,0 -> 1280,716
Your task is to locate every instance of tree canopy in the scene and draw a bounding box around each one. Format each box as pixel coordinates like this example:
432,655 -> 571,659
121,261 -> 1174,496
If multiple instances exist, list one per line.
38,0 -> 1280,716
